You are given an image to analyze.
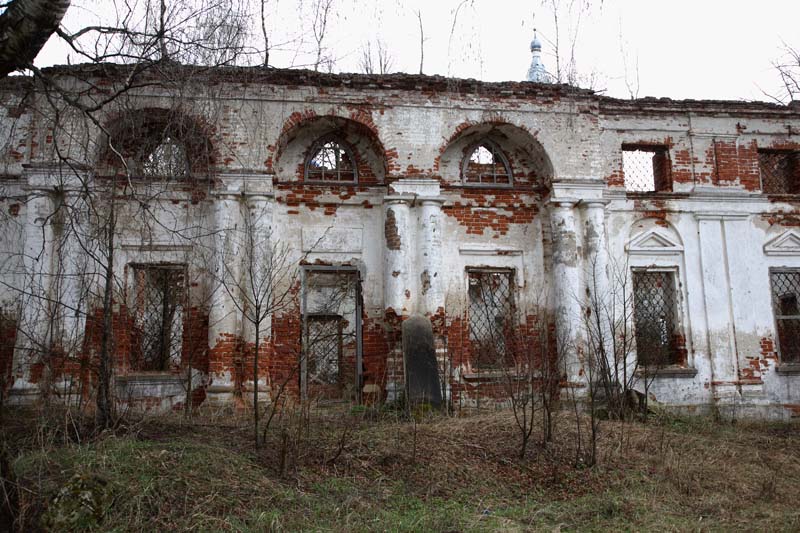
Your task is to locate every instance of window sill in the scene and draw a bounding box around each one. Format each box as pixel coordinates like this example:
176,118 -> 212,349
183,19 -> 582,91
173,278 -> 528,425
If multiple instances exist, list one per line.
116,372 -> 182,383
115,372 -> 186,399
762,193 -> 800,199
302,180 -> 358,186
636,366 -> 697,378
624,191 -> 690,199
461,182 -> 514,189
99,174 -> 202,183
776,364 -> 800,375
463,370 -> 522,381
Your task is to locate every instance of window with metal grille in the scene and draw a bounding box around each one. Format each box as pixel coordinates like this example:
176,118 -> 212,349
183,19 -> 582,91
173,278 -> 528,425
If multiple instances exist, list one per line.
301,269 -> 360,400
141,136 -> 190,178
622,145 -> 671,192
462,141 -> 512,186
131,265 -> 185,372
468,269 -> 514,368
102,111 -> 211,180
632,270 -> 681,366
769,270 -> 800,364
759,150 -> 800,194
305,137 -> 357,183
306,314 -> 344,385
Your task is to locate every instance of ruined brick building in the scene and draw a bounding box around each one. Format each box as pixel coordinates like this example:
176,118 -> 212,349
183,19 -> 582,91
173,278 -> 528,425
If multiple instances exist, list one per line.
1,41 -> 799,418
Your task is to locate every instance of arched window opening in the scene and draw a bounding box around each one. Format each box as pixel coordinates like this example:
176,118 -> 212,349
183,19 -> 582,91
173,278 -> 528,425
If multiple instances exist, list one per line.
463,141 -> 512,186
102,110 -> 212,181
141,136 -> 190,178
305,138 -> 357,183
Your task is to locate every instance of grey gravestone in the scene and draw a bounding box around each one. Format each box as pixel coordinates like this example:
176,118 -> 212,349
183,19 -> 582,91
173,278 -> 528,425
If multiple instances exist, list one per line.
402,313 -> 442,409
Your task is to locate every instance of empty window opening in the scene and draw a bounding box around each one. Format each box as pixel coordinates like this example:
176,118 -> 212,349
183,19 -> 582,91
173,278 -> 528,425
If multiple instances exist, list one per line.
131,265 -> 185,372
770,270 -> 800,364
759,150 -> 800,194
141,136 -> 190,178
632,270 -> 681,366
467,269 -> 514,368
463,141 -> 512,186
104,112 -> 211,180
305,138 -> 357,182
302,269 -> 360,400
622,145 -> 671,192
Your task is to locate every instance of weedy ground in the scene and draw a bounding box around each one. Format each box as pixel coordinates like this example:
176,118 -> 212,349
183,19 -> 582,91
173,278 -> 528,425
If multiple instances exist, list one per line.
1,404 -> 799,531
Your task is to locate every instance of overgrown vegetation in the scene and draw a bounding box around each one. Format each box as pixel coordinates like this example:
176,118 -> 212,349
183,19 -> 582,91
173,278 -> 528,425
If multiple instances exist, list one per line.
1,406 -> 798,531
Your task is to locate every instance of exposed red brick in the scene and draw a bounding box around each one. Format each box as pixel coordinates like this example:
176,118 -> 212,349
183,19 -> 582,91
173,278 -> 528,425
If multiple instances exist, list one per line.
443,190 -> 538,237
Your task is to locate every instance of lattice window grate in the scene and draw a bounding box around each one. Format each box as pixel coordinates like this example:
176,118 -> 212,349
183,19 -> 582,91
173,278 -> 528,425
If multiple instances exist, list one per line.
770,270 -> 800,363
632,270 -> 680,366
306,314 -> 343,385
306,139 -> 357,182
468,270 -> 514,368
142,136 -> 190,178
622,146 -> 670,192
463,142 -> 512,186
302,269 -> 359,398
131,265 -> 185,371
759,151 -> 800,194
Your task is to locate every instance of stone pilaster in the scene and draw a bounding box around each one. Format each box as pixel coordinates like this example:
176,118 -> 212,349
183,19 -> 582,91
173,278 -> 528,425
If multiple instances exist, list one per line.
205,187 -> 244,405
549,199 -> 583,384
241,187 -> 273,404
419,198 -> 445,316
56,174 -> 93,400
581,199 -> 613,378
383,197 -> 413,317
582,200 -> 610,299
8,185 -> 56,403
695,214 -> 742,405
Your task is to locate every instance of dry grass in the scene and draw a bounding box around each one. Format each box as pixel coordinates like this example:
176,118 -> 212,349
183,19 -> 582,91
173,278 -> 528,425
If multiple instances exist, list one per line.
2,405 -> 799,531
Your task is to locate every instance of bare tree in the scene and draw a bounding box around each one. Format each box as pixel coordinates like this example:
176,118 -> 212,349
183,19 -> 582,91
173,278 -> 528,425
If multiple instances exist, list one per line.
767,42 -> 800,104
260,0 -> 271,66
311,0 -> 334,72
0,0 -> 70,78
463,271 -> 559,459
416,9 -> 425,75
501,308 -> 541,460
537,305 -> 564,445
0,0 -> 256,431
539,0 -> 601,89
358,42 -> 374,75
618,19 -> 640,100
358,39 -> 395,75
579,253 -> 665,465
494,300 -> 564,457
213,199 -> 296,448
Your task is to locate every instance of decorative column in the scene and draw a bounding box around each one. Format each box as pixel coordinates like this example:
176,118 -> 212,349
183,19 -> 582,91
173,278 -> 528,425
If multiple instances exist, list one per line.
205,186 -> 244,405
581,200 -> 611,302
549,199 -> 584,384
383,196 -> 412,402
418,198 -> 445,316
57,171 -> 92,401
581,199 -> 613,379
383,197 -> 413,316
241,187 -> 273,405
9,185 -> 56,403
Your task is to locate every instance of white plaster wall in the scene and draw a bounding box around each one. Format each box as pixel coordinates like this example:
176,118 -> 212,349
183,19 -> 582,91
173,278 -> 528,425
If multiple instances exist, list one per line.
2,70 -> 800,415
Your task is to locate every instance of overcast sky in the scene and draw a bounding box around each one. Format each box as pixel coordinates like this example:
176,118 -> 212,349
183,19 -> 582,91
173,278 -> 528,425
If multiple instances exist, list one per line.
35,0 -> 800,102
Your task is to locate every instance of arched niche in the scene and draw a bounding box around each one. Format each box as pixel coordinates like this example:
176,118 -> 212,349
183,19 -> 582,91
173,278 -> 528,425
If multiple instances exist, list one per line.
438,121 -> 554,189
96,107 -> 216,180
274,115 -> 387,184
